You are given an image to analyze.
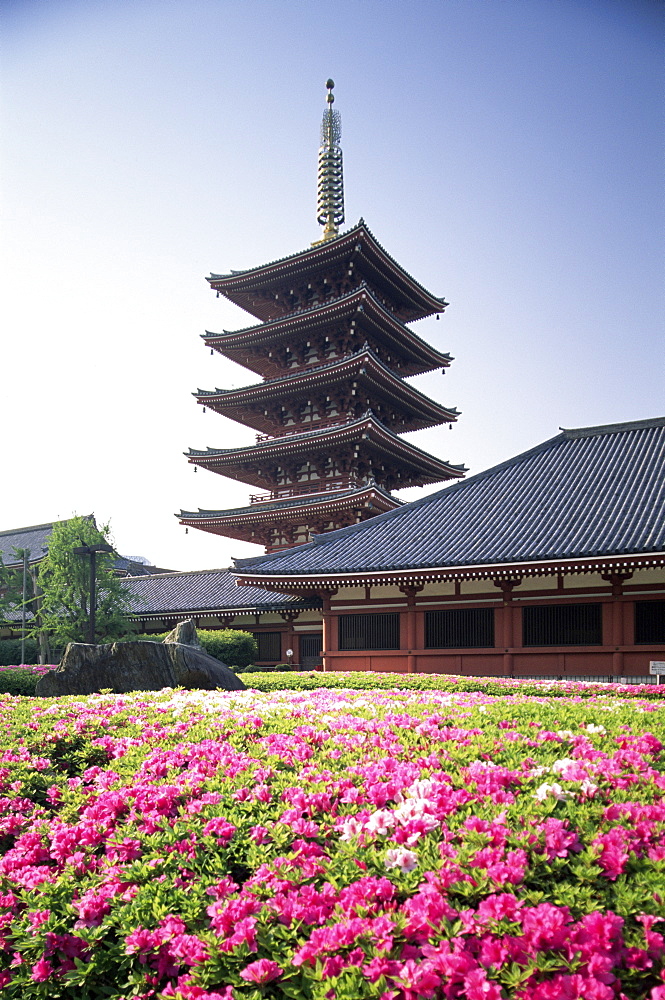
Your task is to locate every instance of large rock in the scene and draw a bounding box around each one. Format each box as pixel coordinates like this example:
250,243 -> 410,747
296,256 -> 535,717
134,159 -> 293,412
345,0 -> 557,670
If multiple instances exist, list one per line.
36,639 -> 246,697
163,620 -> 203,648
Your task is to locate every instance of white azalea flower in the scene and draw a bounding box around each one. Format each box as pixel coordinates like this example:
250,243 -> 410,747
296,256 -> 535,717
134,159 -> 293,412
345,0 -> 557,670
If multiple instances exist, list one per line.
534,782 -> 571,802
365,810 -> 396,836
551,758 -> 578,775
384,847 -> 418,873
339,817 -> 363,841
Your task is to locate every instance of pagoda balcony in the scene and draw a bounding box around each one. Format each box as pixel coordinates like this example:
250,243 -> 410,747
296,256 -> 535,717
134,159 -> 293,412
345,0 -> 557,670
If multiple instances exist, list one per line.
255,415 -> 356,443
249,477 -> 367,504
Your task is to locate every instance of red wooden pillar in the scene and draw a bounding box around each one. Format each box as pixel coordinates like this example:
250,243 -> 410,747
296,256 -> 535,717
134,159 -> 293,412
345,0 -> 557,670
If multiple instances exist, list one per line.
602,573 -> 631,678
400,585 -> 423,674
281,610 -> 301,666
495,579 -> 520,677
319,589 -> 338,671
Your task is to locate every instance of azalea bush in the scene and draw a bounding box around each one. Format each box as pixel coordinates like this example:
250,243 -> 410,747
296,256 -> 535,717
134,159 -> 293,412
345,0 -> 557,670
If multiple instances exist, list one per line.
0,684 -> 662,998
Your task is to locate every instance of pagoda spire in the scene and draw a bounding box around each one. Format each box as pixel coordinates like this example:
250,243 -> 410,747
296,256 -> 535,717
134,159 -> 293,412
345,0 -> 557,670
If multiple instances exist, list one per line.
314,79 -> 345,244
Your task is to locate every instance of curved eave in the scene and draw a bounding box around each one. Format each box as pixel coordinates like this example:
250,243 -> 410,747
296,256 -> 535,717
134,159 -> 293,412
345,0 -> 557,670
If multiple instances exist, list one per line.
194,349 -> 460,430
203,285 -> 452,375
186,414 -> 467,480
207,221 -> 447,322
234,551 -> 665,591
131,598 -> 320,617
179,489 -> 402,526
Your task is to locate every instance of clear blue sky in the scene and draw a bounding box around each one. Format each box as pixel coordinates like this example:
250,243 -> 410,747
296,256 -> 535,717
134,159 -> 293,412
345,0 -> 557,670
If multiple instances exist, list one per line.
2,0 -> 663,571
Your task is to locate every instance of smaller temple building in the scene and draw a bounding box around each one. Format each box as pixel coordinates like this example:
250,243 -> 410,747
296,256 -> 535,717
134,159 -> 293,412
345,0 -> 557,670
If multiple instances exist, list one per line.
122,569 -> 322,668
233,417 -> 665,682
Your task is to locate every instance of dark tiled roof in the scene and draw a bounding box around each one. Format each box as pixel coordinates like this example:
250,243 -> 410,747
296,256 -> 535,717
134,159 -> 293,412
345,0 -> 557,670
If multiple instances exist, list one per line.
0,518 -> 168,579
0,516 -> 95,567
234,418 -> 665,578
208,220 -> 446,310
124,568 -> 318,616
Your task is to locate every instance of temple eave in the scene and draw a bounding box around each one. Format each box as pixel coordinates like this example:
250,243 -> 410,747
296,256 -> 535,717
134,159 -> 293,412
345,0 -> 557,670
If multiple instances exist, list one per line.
206,222 -> 446,323
201,286 -> 453,376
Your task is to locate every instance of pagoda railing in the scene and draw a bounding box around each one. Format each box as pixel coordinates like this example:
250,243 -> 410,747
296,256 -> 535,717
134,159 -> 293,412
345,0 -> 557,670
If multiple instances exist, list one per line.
249,478 -> 365,504
255,415 -> 358,442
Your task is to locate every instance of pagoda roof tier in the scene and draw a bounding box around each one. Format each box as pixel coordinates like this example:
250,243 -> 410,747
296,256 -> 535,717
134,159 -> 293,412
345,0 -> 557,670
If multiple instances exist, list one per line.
195,347 -> 460,436
186,412 -> 466,491
179,483 -> 402,543
207,221 -> 447,323
203,285 -> 452,380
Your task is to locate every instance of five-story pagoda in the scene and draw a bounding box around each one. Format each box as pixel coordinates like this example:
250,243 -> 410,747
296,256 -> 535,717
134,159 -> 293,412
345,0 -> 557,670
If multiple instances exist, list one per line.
180,81 -> 465,553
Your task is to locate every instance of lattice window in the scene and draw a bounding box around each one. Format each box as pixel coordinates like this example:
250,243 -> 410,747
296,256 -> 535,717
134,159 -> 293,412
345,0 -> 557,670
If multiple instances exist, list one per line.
253,632 -> 282,662
634,601 -> 665,644
522,604 -> 602,647
425,608 -> 494,648
339,613 -> 400,650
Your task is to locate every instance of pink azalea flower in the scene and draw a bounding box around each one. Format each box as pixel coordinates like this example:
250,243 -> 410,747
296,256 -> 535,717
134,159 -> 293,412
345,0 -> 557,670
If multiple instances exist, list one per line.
239,958 -> 282,983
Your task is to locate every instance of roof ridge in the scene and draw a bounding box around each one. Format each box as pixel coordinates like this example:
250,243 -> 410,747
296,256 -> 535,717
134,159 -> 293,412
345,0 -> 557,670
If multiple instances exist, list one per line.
0,514 -> 95,539
560,416 -> 665,438
124,567 -> 233,580
0,521 -> 55,537
207,221 -> 363,280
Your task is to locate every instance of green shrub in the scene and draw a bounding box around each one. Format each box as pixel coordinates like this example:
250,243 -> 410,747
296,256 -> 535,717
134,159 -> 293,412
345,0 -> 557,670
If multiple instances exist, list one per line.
0,638 -> 39,666
196,629 -> 257,668
0,668 -> 41,695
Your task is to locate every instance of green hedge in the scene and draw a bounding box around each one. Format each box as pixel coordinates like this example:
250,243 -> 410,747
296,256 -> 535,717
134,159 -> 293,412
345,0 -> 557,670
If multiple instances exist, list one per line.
0,668 -> 42,696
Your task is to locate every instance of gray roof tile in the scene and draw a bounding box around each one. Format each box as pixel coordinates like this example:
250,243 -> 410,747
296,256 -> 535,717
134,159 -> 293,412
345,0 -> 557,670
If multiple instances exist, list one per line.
234,418 -> 665,578
124,568 -> 318,616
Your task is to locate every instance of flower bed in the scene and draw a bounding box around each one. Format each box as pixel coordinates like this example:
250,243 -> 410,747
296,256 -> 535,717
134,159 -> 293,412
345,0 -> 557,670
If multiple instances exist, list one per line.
0,685 -> 662,998
240,671 -> 665,700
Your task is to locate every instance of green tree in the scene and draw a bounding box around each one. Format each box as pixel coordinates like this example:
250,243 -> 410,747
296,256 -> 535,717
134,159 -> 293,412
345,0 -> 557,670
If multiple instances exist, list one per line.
0,549 -> 34,624
0,558 -> 21,624
33,517 -> 134,645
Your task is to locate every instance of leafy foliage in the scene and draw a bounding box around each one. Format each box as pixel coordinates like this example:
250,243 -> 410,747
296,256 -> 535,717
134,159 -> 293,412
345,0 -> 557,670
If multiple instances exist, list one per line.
196,629 -> 257,669
0,549 -> 33,627
33,516 -> 134,645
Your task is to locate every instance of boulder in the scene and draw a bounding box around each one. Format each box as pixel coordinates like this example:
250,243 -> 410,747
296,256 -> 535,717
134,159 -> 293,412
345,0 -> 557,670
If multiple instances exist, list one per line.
163,619 -> 202,648
35,639 -> 246,697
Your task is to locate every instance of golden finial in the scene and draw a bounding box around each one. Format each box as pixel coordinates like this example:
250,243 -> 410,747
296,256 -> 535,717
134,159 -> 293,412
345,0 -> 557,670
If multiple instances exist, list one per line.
314,79 -> 345,244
